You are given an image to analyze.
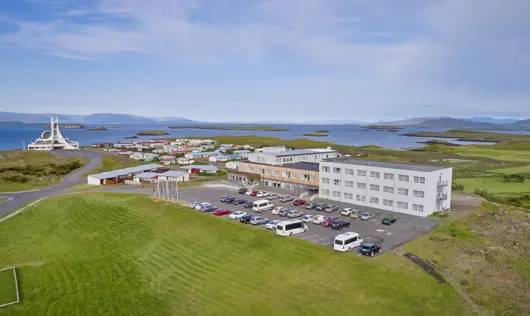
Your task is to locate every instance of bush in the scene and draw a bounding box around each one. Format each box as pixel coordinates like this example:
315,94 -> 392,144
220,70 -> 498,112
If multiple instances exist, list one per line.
503,173 -> 525,183
452,183 -> 465,192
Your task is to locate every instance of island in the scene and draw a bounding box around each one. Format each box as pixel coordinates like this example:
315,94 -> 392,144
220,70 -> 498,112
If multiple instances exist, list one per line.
106,125 -> 120,128
87,127 -> 107,131
365,125 -> 403,132
402,129 -> 530,143
416,140 -> 461,146
168,125 -> 289,131
44,123 -> 85,129
137,130 -> 169,136
303,130 -> 329,137
125,136 -> 139,139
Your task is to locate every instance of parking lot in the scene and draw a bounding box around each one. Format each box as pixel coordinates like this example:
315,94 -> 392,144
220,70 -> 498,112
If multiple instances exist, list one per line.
179,186 -> 440,251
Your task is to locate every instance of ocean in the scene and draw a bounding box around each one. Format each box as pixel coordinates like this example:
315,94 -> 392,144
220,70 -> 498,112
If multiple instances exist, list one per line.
0,123 -> 505,151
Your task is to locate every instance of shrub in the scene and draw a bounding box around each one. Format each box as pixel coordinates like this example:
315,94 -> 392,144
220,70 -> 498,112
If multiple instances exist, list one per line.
452,183 -> 465,192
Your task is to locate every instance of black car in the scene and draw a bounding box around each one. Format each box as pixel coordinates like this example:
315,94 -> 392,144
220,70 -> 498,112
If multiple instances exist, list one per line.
382,216 -> 397,225
225,197 -> 236,204
305,203 -> 318,209
315,204 -> 328,211
232,199 -> 247,206
220,195 -> 231,202
359,244 -> 382,257
238,188 -> 247,194
331,220 -> 351,230
240,214 -> 253,224
244,201 -> 253,208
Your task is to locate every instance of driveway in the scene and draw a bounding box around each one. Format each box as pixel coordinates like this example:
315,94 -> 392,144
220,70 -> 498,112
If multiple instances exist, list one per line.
0,150 -> 105,216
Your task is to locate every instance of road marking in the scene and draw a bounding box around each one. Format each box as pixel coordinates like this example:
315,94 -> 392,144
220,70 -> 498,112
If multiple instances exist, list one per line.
322,241 -> 333,246
300,234 -> 318,240
376,229 -> 385,232
312,237 -> 329,243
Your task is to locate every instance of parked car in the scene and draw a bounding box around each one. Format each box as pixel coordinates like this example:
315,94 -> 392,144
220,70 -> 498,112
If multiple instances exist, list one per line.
195,202 -> 211,210
228,211 -> 247,220
305,203 -> 318,209
278,209 -> 289,217
224,196 -> 236,204
265,219 -> 282,230
360,212 -> 375,221
232,199 -> 247,206
382,216 -> 397,225
202,205 -> 217,212
245,189 -> 253,195
324,205 -> 338,213
349,210 -> 364,219
288,210 -> 303,218
238,188 -> 247,194
315,203 -> 328,211
250,191 -> 258,196
268,194 -> 280,200
280,196 -> 294,203
311,215 -> 328,225
250,216 -> 269,226
220,195 -> 231,202
301,214 -> 314,223
188,202 -> 200,208
293,199 -> 307,206
213,209 -> 231,216
322,217 -> 339,227
331,220 -> 351,230
256,191 -> 269,197
341,208 -> 356,216
272,207 -> 285,215
243,201 -> 254,208
359,243 -> 382,257
240,214 -> 253,224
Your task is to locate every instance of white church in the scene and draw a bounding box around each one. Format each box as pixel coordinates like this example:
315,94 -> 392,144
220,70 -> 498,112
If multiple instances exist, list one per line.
27,117 -> 80,151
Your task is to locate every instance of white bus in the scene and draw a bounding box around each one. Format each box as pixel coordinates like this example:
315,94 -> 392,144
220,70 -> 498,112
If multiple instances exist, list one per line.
333,232 -> 363,252
252,199 -> 274,212
275,220 -> 308,236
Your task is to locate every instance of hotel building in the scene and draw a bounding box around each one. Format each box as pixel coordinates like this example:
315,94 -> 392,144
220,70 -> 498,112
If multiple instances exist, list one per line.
248,147 -> 338,166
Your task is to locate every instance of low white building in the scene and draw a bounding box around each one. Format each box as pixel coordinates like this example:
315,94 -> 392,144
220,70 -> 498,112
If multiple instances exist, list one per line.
254,146 -> 286,153
318,158 -> 452,217
133,172 -> 160,183
130,152 -> 144,160
158,171 -> 190,182
225,161 -> 239,170
176,157 -> 194,165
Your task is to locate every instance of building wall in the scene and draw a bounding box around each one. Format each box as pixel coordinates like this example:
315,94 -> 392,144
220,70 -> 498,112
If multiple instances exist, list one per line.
318,161 -> 452,217
87,176 -> 101,185
248,151 -> 338,166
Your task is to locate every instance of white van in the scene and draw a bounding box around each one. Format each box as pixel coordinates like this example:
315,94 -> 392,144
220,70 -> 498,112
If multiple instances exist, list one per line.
333,232 -> 363,252
253,199 -> 274,212
276,220 -> 308,236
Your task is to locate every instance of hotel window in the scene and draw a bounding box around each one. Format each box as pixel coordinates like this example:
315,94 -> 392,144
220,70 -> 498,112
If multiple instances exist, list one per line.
321,166 -> 330,172
369,197 -> 380,204
413,190 -> 425,198
282,171 -> 288,177
273,170 -> 279,176
257,168 -> 263,174
265,169 -> 271,175
356,195 -> 366,202
398,174 -> 410,182
384,173 -> 394,180
357,182 -> 366,189
333,167 -> 341,174
345,168 -> 354,175
291,173 -> 296,179
322,177 -> 330,184
333,179 -> 341,186
370,171 -> 380,179
344,193 -> 353,200
357,170 -> 367,177
309,175 -> 315,181
332,191 -> 341,197
383,186 -> 394,193
412,204 -> 425,212
397,201 -> 409,209
321,189 -> 330,196
248,167 -> 255,172
383,199 -> 393,206
398,188 -> 409,196
369,184 -> 380,191
345,181 -> 354,187
414,176 -> 426,184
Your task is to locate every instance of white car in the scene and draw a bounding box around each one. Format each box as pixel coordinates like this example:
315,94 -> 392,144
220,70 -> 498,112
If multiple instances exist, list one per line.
188,202 -> 200,208
228,211 -> 247,220
265,219 -> 282,230
301,214 -> 314,223
256,191 -> 269,197
194,202 -> 211,210
311,215 -> 328,225
245,189 -> 253,195
341,208 -> 356,216
271,207 -> 284,215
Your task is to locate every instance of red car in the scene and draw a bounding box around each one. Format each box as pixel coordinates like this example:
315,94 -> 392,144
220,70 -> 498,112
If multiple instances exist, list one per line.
294,199 -> 307,206
322,217 -> 339,227
213,209 -> 231,216
250,191 -> 258,196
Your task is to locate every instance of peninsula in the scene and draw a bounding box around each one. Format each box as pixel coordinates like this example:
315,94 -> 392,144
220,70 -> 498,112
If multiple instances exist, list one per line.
169,125 -> 289,131
137,130 -> 169,136
87,126 -> 107,131
303,130 -> 329,137
402,129 -> 530,143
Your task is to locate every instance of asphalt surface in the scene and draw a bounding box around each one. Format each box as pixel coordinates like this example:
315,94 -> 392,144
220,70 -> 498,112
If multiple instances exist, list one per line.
0,150 -> 105,216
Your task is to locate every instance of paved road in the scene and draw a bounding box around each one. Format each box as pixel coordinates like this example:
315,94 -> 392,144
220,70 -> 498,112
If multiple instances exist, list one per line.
0,150 -> 105,216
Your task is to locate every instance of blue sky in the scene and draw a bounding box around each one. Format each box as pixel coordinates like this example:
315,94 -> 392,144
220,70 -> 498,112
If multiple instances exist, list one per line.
1,0 -> 529,122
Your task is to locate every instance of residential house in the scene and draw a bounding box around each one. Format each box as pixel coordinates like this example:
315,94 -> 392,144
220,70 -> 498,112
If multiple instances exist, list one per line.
180,165 -> 219,174
143,153 -> 159,162
187,139 -> 202,146
184,151 -> 221,159
159,155 -> 176,165
225,161 -> 239,170
233,149 -> 250,154
176,157 -> 194,165
157,171 -> 190,182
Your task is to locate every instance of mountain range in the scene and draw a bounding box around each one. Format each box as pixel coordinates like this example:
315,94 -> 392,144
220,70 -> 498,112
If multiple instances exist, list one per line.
0,112 -> 194,124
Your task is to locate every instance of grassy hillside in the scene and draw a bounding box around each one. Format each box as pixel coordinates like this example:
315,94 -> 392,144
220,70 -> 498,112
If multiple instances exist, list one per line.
0,151 -> 85,192
85,154 -> 147,177
0,193 -> 469,315
403,129 -> 530,143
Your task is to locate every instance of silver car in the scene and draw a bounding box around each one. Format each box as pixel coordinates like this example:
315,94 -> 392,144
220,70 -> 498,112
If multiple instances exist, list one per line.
360,212 -> 375,221
250,216 -> 269,226
288,210 -> 304,218
265,219 -> 282,230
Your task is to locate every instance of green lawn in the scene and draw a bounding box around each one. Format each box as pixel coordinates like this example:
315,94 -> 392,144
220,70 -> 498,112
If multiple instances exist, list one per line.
0,268 -> 17,306
84,154 -> 147,177
0,193 -> 469,315
488,164 -> 530,174
456,178 -> 530,196
447,146 -> 530,162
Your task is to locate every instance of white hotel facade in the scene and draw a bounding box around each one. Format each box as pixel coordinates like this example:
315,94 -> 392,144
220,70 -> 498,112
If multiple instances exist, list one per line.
318,158 -> 452,217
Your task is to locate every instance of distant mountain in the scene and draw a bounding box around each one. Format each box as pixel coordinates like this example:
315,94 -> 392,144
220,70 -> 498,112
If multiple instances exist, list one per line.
83,113 -> 157,124
0,111 -> 85,123
375,117 -> 443,126
508,119 -> 530,129
0,111 -> 195,124
152,117 -> 195,123
415,118 -> 499,129
301,119 -> 367,125
469,116 -> 518,124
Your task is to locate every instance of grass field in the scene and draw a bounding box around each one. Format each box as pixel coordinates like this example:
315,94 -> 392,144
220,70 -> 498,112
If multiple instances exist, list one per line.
456,178 -> 530,196
488,164 -> 530,174
0,151 -> 85,192
0,269 -> 17,306
0,193 -> 470,315
84,154 -> 146,177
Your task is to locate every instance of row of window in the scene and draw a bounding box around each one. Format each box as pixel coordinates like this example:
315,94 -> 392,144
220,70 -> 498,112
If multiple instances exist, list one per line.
320,191 -> 425,211
321,166 -> 427,184
247,166 -> 315,181
321,178 -> 425,198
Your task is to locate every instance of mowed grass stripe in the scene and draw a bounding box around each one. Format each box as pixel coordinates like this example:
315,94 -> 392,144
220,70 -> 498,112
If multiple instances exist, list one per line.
0,193 -> 470,315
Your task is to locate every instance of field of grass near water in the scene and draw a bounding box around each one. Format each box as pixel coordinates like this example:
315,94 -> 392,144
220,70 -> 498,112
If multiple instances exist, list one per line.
0,193 -> 470,316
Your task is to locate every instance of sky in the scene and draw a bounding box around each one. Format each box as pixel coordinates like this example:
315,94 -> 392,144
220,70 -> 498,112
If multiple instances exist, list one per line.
0,0 -> 529,122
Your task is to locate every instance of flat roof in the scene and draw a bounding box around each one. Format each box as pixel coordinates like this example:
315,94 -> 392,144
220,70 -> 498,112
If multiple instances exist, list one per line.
322,158 -> 449,172
180,165 -> 218,171
160,171 -> 187,178
134,172 -> 160,179
88,164 -> 164,179
257,149 -> 337,158
283,162 -> 320,171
